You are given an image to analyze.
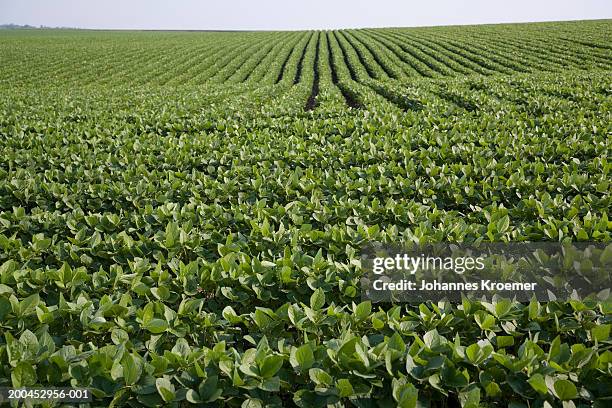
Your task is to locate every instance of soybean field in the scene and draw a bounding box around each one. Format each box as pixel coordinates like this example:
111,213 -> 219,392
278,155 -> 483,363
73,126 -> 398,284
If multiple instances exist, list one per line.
0,20 -> 611,407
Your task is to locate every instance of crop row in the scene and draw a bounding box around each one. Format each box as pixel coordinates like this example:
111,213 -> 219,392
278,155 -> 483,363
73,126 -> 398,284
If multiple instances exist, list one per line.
2,21 -> 610,91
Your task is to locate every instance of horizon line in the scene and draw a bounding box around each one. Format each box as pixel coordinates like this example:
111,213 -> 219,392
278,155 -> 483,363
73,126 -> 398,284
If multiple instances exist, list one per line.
1,17 -> 610,33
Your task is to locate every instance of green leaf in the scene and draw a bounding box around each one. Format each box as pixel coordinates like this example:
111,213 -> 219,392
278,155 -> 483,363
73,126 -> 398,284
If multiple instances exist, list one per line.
527,373 -> 548,395
20,329 -> 39,357
110,361 -> 123,382
0,260 -> 17,279
11,362 -> 37,387
554,379 -> 578,401
172,338 -> 191,357
242,399 -> 263,408
222,306 -> 241,323
150,286 -> 170,301
253,309 -> 272,329
290,344 -> 314,371
355,342 -> 370,367
18,293 -> 39,316
353,300 -> 372,321
387,332 -> 406,353
144,318 -> 168,334
198,375 -> 221,402
310,288 -> 325,310
484,382 -> 501,397
0,284 -> 14,296
259,376 -> 280,392
108,388 -> 128,408
423,329 -> 445,350
259,355 -> 284,378
459,387 -> 480,408
392,378 -> 418,408
122,353 -> 141,385
336,378 -> 354,398
309,368 -> 332,386
474,311 -> 496,330
497,215 -> 510,233
496,336 -> 514,348
528,296 -> 540,319
156,377 -> 176,402
465,343 -> 480,363
111,328 -> 129,345
591,324 -> 610,342
165,221 -> 180,248
186,389 -> 201,404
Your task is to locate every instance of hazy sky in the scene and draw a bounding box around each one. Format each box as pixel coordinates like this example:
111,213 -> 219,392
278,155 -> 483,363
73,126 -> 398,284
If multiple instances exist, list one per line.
1,0 -> 611,30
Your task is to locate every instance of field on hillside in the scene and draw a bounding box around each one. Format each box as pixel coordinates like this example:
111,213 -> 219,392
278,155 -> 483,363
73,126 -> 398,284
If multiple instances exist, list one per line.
0,20 -> 611,407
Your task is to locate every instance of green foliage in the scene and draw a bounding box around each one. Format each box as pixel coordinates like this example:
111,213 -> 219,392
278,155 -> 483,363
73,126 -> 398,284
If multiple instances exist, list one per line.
0,19 -> 611,407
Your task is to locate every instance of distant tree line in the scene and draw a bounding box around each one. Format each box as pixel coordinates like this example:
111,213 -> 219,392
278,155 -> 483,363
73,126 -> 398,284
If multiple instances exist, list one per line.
0,23 -> 77,29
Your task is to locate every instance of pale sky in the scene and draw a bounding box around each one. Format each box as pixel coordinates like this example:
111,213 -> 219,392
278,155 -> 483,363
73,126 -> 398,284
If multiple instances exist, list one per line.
1,0 -> 611,30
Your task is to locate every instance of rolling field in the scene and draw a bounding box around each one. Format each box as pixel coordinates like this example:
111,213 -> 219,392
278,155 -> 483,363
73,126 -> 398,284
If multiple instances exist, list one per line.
0,20 -> 611,407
